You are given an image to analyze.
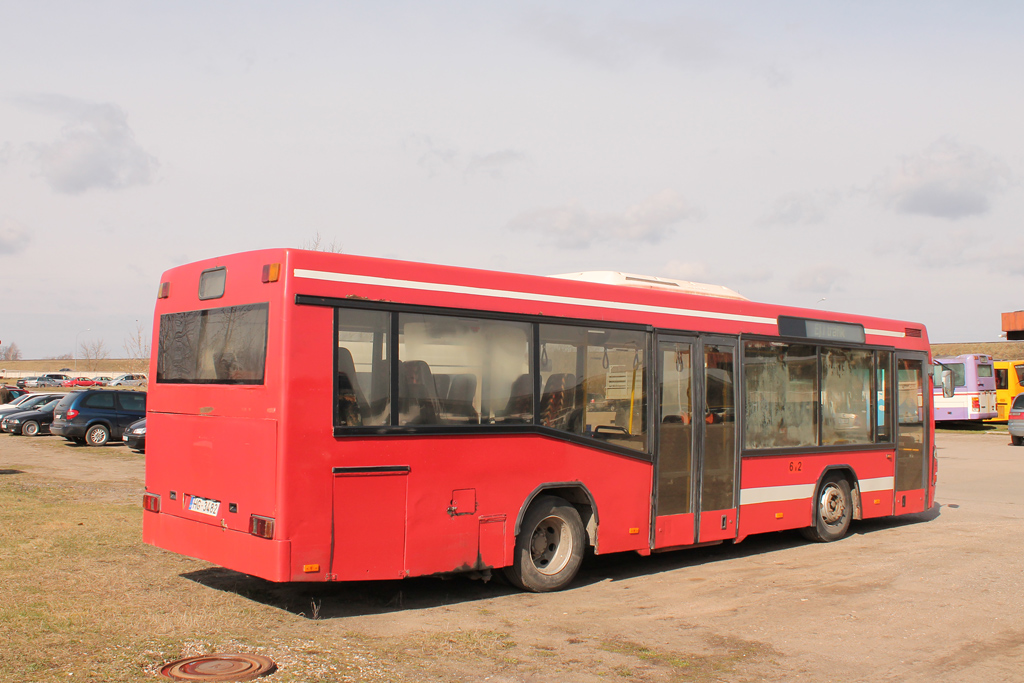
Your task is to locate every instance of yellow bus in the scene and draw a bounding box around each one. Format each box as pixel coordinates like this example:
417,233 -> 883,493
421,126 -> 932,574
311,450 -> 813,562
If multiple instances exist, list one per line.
990,360 -> 1024,422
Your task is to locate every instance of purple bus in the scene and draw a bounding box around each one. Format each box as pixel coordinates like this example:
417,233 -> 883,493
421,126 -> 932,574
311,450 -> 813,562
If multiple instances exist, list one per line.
933,354 -> 997,421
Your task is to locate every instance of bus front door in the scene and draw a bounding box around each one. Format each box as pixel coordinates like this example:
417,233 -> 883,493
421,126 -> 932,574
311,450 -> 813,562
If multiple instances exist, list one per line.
652,335 -> 739,549
895,354 -> 930,514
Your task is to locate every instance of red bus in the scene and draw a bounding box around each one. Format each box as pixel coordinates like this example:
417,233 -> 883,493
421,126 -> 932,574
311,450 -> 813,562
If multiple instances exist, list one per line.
142,249 -> 936,592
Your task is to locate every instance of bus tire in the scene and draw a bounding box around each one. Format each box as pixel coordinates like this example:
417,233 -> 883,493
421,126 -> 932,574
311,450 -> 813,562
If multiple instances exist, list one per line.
22,421 -> 40,436
801,475 -> 852,543
86,424 -> 110,447
1012,435 -> 1023,447
504,495 -> 585,592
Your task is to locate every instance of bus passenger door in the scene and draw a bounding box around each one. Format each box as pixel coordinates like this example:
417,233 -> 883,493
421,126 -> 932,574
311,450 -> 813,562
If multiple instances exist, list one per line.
652,335 -> 739,548
696,338 -> 739,543
652,336 -> 698,548
895,354 -> 929,514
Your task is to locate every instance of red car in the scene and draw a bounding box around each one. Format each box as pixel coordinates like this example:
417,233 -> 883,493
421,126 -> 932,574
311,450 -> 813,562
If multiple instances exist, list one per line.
62,377 -> 103,387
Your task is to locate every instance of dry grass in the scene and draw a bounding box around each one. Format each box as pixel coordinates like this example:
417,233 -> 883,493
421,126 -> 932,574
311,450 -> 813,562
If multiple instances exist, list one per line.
0,469 -> 392,683
930,341 -> 1024,359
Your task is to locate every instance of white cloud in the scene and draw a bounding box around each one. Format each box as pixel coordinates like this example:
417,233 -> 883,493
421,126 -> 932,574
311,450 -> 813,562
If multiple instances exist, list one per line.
761,190 -> 840,226
464,150 -> 528,180
874,138 -> 1011,220
518,10 -> 726,69
0,216 -> 29,255
507,190 -> 701,248
790,265 -> 848,294
14,94 -> 158,194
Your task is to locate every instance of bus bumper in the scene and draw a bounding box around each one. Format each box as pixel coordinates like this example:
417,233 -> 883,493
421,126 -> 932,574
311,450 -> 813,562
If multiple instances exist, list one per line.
143,510 -> 292,582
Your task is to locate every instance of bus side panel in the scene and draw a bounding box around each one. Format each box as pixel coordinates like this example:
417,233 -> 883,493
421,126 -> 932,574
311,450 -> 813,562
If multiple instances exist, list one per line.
738,450 -> 895,537
312,434 -> 653,580
402,435 -> 653,578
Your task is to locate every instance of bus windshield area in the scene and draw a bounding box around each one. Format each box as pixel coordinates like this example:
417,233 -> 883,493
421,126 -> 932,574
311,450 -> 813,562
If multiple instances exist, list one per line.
157,303 -> 269,384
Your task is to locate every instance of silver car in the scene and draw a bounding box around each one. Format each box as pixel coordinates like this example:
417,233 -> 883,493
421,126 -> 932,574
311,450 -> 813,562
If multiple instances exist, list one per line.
1009,393 -> 1024,447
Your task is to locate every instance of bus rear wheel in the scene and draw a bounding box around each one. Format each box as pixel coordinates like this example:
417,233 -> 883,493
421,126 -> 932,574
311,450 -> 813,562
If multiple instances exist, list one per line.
505,495 -> 585,592
801,475 -> 852,543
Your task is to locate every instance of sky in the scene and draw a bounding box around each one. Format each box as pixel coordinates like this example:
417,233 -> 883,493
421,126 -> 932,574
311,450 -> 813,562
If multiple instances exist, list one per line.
2,1 -> 1023,358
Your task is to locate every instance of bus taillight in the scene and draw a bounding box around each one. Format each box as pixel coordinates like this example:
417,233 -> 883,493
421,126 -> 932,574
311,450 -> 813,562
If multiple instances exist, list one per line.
143,493 -> 161,513
972,396 -> 980,411
261,263 -> 281,283
250,515 -> 275,539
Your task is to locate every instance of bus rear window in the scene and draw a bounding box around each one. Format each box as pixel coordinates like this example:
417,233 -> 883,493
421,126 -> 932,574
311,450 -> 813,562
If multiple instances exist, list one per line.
157,303 -> 269,384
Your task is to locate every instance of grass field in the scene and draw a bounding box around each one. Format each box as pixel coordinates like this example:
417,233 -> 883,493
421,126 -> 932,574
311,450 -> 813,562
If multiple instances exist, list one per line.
0,440 -> 394,683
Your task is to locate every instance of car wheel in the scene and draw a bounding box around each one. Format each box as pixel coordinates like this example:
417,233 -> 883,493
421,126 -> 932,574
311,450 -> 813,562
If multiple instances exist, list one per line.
86,424 -> 110,446
22,421 -> 40,436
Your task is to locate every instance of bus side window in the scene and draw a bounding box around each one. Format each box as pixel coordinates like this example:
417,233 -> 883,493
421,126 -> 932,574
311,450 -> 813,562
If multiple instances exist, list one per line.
337,347 -> 368,426
336,308 -> 391,428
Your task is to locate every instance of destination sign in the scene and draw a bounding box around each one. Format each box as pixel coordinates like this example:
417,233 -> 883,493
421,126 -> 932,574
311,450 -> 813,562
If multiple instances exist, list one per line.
777,316 -> 866,344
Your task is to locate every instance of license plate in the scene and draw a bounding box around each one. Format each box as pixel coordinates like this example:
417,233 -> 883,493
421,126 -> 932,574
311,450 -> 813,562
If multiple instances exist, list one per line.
189,496 -> 221,516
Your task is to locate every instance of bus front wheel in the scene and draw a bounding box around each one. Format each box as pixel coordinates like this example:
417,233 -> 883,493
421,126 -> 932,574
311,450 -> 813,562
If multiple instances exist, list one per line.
801,475 -> 852,543
505,495 -> 585,592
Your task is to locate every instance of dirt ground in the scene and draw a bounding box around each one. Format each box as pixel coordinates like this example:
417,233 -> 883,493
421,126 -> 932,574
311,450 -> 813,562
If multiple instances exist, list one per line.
2,430 -> 1023,682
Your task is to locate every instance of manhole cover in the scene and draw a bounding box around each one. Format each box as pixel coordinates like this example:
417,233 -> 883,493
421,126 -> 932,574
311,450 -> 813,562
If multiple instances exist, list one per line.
160,653 -> 277,681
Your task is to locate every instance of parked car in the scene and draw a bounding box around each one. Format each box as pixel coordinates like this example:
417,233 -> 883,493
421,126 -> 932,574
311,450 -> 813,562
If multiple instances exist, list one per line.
16,377 -> 38,389
62,377 -> 103,387
1,401 -> 57,436
93,377 -> 113,385
122,418 -> 146,452
50,390 -> 147,446
1009,393 -> 1024,446
1,386 -> 28,402
107,373 -> 147,387
0,393 -> 64,419
32,377 -> 67,387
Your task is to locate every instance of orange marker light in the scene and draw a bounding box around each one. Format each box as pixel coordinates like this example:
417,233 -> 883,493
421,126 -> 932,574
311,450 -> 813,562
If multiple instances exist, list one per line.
775,512 -> 784,519
628,527 -> 640,535
262,263 -> 281,283
157,282 -> 170,299
303,564 -> 320,573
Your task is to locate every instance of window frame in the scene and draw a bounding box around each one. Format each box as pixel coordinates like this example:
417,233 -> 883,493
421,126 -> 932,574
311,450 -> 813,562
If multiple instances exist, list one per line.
312,295 -> 655,462
738,334 -> 898,457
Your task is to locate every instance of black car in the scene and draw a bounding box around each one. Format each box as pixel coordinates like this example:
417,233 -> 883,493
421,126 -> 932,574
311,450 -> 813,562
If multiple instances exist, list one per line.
50,390 -> 147,446
0,393 -> 64,419
1,401 -> 57,436
122,418 -> 146,452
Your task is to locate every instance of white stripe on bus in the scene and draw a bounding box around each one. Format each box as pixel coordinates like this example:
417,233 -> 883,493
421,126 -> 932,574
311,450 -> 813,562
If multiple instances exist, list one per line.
740,476 -> 895,506
294,268 -> 906,338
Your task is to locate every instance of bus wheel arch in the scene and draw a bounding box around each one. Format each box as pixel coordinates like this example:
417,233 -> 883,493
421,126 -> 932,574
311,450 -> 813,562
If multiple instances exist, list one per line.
506,484 -> 596,592
801,468 -> 855,543
505,494 -> 586,592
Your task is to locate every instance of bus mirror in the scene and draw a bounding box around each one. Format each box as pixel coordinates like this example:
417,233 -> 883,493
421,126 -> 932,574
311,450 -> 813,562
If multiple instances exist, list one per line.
942,370 -> 955,398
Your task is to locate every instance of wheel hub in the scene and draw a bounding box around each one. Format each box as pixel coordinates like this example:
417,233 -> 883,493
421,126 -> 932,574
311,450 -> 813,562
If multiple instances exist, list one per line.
530,515 -> 572,575
819,484 -> 847,525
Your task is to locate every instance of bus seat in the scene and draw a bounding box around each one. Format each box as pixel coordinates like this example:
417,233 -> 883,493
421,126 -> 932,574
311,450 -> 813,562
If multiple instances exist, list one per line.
502,373 -> 534,421
541,373 -> 578,430
337,347 -> 369,426
400,360 -> 443,424
433,374 -> 451,401
446,374 -> 479,423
